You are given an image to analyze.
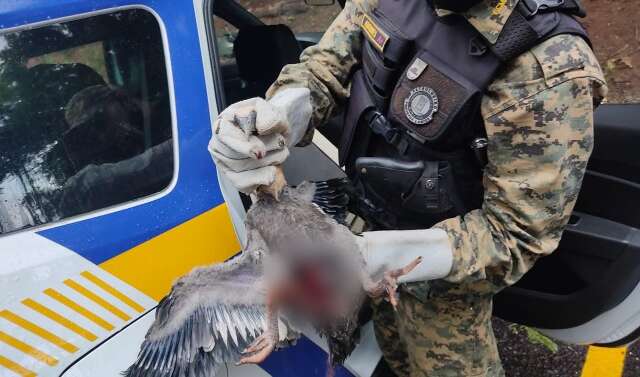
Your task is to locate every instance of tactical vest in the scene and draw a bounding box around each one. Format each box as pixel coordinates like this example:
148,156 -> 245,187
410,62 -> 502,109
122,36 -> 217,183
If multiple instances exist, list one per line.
339,0 -> 590,230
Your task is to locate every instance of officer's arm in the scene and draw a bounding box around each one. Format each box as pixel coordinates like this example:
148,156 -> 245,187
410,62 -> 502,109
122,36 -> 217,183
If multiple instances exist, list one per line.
434,36 -> 608,292
265,0 -> 374,145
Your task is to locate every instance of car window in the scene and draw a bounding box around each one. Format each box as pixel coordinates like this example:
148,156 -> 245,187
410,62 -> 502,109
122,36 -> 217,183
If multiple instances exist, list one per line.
0,9 -> 174,235
582,0 -> 639,104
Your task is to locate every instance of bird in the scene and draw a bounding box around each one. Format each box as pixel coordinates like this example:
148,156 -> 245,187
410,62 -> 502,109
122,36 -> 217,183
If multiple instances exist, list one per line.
124,114 -> 421,377
123,178 -> 420,377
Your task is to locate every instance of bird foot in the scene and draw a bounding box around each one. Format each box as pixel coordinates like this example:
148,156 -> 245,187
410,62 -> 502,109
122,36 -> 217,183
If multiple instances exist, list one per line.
365,257 -> 422,309
237,331 -> 277,365
237,289 -> 281,365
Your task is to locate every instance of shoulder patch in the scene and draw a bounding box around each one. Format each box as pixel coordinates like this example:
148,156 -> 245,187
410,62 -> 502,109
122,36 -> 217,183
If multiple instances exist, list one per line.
361,13 -> 388,52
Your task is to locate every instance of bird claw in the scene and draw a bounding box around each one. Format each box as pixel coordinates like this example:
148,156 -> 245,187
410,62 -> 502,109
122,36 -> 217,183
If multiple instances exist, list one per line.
365,256 -> 422,310
367,273 -> 400,309
236,332 -> 276,365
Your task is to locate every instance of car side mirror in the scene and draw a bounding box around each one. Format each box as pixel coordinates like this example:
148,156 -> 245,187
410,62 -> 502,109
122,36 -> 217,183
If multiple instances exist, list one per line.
304,0 -> 335,6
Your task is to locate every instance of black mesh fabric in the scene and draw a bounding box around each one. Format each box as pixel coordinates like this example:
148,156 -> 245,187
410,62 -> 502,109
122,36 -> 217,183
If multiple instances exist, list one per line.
491,11 -> 540,62
491,1 -> 589,62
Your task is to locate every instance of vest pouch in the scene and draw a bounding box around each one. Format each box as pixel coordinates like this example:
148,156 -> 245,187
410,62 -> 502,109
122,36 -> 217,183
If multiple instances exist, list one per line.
388,51 -> 482,144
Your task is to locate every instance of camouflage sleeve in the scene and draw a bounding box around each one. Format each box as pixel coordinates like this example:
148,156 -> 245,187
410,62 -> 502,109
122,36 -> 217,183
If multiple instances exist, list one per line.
434,35 -> 608,292
265,0 -> 376,145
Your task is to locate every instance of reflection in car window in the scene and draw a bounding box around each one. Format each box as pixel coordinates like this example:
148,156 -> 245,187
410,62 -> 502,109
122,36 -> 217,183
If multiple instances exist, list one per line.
0,9 -> 174,235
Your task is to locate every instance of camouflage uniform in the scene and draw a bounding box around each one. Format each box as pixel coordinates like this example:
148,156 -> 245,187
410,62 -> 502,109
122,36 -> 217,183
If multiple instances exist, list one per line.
267,0 -> 608,375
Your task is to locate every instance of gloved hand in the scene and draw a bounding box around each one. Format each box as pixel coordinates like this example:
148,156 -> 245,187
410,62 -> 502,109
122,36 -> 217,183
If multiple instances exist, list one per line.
208,88 -> 312,194
357,228 -> 454,284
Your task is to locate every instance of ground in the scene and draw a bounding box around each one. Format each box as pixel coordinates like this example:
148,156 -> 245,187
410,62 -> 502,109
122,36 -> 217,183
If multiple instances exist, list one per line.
581,0 -> 640,104
497,319 -> 588,376
494,318 -> 639,377
494,319 -> 588,377
624,342 -> 640,377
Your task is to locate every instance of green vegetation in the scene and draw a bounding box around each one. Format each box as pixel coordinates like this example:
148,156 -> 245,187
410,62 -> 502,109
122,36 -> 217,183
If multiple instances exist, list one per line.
509,324 -> 559,353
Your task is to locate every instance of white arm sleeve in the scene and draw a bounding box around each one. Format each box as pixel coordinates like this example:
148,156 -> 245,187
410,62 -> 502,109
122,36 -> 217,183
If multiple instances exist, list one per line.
268,87 -> 312,147
359,228 -> 453,283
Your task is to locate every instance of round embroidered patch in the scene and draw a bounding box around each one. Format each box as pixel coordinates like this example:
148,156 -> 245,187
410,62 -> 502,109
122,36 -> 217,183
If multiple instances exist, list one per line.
404,86 -> 439,125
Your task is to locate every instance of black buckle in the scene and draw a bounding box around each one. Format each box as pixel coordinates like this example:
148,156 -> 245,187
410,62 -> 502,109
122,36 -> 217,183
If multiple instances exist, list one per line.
469,37 -> 488,57
368,112 -> 398,144
519,0 -> 565,18
365,111 -> 410,154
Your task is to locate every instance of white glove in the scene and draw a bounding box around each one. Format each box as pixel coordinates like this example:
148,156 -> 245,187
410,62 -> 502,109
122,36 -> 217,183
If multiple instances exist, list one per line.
208,88 -> 312,194
357,229 -> 453,284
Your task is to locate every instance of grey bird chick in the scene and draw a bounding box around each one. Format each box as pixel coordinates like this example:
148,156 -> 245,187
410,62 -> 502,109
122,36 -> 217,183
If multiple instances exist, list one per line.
124,181 -> 420,377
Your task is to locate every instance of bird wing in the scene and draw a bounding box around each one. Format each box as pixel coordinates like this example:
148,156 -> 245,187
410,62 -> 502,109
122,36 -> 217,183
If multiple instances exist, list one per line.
124,251 -> 268,377
312,178 -> 351,224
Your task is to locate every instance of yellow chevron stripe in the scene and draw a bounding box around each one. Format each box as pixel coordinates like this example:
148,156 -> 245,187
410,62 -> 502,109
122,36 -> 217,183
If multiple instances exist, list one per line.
0,355 -> 37,377
0,310 -> 77,353
581,346 -> 627,377
0,331 -> 57,366
43,289 -> 114,331
80,271 -> 145,313
22,299 -> 97,342
100,204 -> 241,300
63,279 -> 131,322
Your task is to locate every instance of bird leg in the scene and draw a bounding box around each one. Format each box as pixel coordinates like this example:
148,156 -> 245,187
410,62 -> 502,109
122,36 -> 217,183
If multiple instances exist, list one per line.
257,165 -> 286,201
237,288 -> 280,365
363,257 -> 422,309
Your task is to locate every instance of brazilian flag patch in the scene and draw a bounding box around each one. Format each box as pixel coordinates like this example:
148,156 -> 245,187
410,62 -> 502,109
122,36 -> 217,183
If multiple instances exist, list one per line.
361,14 -> 389,53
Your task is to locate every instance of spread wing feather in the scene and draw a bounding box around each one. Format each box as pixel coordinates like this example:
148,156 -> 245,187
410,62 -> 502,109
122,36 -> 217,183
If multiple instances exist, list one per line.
124,251 -> 267,377
311,178 -> 351,224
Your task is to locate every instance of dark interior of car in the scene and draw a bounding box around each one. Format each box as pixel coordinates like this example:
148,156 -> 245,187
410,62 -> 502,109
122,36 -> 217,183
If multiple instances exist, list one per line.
234,25 -> 302,98
208,0 -> 640,346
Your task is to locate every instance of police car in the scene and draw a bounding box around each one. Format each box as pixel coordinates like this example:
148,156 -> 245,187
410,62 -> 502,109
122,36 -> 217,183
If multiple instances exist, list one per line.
0,0 -> 638,376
